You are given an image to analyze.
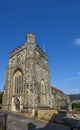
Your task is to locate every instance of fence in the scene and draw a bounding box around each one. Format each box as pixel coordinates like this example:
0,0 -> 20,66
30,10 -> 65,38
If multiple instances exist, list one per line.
0,111 -> 8,130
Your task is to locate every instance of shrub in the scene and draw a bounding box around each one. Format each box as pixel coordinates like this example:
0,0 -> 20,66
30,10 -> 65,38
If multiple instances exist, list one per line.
0,92 -> 3,104
72,102 -> 80,110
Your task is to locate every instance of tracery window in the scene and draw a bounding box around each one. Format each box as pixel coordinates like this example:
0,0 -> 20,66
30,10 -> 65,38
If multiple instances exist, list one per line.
13,70 -> 23,94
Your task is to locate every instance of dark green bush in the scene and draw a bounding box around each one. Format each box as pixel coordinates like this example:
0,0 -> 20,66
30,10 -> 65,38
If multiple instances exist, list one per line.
0,92 -> 3,104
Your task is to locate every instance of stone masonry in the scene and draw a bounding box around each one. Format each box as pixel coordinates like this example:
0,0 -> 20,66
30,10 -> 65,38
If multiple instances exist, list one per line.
2,33 -> 70,115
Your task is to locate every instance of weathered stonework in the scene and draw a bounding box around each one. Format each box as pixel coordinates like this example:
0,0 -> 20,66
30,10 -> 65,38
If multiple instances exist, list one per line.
2,33 -> 70,115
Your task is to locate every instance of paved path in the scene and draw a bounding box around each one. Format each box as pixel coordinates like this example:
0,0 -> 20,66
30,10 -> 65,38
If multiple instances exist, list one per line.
7,112 -> 70,130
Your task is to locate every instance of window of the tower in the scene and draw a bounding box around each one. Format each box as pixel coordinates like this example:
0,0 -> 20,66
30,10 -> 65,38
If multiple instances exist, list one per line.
41,80 -> 45,94
13,70 -> 23,94
17,55 -> 21,63
40,79 -> 46,106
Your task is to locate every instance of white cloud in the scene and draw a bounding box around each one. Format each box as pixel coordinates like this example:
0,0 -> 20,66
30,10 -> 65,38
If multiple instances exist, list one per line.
64,88 -> 80,94
67,76 -> 80,81
74,38 -> 80,46
55,76 -> 80,82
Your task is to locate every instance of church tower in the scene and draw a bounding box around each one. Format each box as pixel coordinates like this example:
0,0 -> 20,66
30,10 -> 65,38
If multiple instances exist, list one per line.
2,33 -> 52,114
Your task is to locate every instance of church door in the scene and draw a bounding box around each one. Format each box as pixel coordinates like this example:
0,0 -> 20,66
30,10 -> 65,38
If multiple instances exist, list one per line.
14,98 -> 20,111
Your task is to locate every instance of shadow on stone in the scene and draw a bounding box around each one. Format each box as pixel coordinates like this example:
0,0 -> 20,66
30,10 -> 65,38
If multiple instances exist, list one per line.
28,111 -> 70,130
28,110 -> 80,130
28,123 -> 36,130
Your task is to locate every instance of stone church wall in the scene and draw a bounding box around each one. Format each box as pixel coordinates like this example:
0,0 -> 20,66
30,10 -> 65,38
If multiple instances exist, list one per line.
38,109 -> 58,121
2,33 -> 69,114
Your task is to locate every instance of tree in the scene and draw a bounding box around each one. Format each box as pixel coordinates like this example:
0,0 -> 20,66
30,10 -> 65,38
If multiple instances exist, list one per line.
72,102 -> 80,110
0,92 -> 3,104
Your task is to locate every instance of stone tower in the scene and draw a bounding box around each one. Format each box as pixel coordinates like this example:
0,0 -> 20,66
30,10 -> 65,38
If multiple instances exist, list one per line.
3,33 -> 52,114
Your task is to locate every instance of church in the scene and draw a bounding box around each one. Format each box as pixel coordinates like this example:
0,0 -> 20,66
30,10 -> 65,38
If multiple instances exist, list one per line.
2,33 -> 69,114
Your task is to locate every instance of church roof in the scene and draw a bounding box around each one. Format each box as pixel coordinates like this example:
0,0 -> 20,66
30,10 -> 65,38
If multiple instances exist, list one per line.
51,86 -> 65,95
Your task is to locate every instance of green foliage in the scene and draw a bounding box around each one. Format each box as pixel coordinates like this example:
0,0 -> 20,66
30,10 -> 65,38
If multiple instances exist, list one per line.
0,92 -> 3,104
72,102 -> 80,109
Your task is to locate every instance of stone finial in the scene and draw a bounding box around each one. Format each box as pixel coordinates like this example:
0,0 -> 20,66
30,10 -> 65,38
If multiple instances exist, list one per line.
26,33 -> 36,43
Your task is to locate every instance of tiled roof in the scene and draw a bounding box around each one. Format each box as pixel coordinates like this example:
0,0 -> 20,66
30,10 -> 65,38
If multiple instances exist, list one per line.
51,86 -> 65,95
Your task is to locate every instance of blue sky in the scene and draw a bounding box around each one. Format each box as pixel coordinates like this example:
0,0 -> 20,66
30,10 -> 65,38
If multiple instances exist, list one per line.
0,0 -> 80,94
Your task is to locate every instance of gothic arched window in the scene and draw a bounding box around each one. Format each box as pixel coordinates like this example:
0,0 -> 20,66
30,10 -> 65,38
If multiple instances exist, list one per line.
40,79 -> 46,106
41,80 -> 45,94
13,70 -> 23,94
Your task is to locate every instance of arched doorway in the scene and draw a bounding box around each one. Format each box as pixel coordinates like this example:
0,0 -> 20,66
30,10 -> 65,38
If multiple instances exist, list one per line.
14,98 -> 20,111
